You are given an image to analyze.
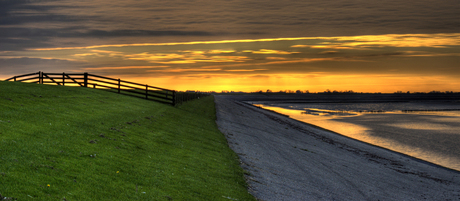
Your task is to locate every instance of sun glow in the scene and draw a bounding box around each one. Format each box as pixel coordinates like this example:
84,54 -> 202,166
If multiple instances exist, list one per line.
2,33 -> 460,92
108,73 -> 460,93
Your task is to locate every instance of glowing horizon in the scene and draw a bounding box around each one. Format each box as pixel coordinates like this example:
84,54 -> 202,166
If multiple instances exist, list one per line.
1,33 -> 460,93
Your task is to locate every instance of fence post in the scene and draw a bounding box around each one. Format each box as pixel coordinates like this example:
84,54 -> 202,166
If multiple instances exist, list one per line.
145,85 -> 148,99
84,72 -> 88,87
13,76 -> 16,82
39,71 -> 43,84
62,72 -> 65,86
118,79 -> 121,93
172,91 -> 176,106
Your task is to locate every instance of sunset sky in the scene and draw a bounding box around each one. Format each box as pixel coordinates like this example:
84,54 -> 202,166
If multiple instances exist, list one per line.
1,0 -> 459,92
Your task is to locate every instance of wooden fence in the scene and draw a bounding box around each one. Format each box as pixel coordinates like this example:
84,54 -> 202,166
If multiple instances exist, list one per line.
5,71 -> 209,106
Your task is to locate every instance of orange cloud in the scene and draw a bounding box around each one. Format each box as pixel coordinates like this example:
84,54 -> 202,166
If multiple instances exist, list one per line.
291,45 -> 309,48
72,50 -> 124,58
179,50 -> 206,54
397,51 -> 460,57
331,33 -> 460,48
266,57 -> 287,60
125,51 -> 249,64
208,49 -> 236,54
289,33 -> 460,50
124,52 -> 184,61
319,51 -> 339,54
292,43 -> 367,50
265,57 -> 360,65
243,49 -> 299,54
83,66 -> 169,70
224,69 -> 267,72
73,53 -> 100,57
147,68 -> 221,72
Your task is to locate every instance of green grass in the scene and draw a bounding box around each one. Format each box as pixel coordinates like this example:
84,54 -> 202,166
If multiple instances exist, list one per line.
0,81 -> 255,201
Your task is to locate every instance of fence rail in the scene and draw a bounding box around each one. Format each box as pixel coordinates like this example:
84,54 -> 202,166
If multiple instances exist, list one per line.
4,71 -> 209,106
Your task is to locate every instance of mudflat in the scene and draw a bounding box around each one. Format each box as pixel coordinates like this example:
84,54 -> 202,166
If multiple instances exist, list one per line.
214,95 -> 460,201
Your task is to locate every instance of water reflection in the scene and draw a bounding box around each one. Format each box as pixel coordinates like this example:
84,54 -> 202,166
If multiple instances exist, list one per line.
254,103 -> 460,171
387,122 -> 453,131
302,108 -> 358,116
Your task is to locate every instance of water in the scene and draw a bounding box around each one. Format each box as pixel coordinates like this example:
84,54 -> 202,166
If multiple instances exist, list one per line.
252,101 -> 460,171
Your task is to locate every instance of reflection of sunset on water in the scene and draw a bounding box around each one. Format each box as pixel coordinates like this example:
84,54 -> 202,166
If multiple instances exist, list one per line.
255,105 -> 371,138
256,104 -> 460,171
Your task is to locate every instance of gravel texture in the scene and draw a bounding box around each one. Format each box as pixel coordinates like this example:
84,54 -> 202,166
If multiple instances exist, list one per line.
214,95 -> 460,201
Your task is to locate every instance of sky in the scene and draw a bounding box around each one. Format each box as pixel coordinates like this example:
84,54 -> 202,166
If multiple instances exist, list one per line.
1,0 -> 459,92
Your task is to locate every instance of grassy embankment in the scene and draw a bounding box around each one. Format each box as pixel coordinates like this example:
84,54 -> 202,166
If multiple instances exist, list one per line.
0,81 -> 255,201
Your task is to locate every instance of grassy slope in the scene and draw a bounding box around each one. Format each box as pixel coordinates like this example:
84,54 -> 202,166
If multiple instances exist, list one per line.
0,81 -> 254,201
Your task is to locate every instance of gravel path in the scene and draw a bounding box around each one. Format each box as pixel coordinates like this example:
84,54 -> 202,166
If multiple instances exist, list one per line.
214,95 -> 460,201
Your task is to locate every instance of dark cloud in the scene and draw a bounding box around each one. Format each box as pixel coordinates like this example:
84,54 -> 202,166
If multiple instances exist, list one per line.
0,27 -> 218,51
0,28 -> 215,38
0,0 -> 459,58
0,37 -> 52,51
0,14 -> 81,25
72,30 -> 215,38
0,57 -> 85,77
0,0 -> 83,25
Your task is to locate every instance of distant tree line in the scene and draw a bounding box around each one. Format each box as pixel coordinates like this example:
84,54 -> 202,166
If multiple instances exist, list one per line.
253,89 -> 359,94
321,89 -> 355,94
213,89 -> 459,94
251,89 -> 311,94
394,91 -> 458,94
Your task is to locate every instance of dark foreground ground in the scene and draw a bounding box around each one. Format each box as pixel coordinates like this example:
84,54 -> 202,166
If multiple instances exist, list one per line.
214,95 -> 460,201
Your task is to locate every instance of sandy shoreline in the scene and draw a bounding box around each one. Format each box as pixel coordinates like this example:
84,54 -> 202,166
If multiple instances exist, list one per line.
214,95 -> 460,200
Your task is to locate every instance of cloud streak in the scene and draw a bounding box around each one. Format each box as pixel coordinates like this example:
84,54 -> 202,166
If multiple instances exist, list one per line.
2,34 -> 459,75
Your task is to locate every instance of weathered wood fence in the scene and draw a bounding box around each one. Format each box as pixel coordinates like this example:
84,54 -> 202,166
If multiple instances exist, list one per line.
5,71 -> 209,106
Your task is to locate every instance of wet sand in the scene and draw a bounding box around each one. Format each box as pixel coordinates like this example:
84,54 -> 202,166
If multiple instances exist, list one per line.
214,95 -> 460,200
